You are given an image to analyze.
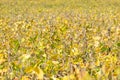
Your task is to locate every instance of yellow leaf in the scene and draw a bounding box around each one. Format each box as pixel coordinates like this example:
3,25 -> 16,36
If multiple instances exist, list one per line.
20,54 -> 31,62
33,66 -> 44,80
61,76 -> 69,80
21,38 -> 25,42
42,54 -> 47,58
71,47 -> 79,56
0,58 -> 6,64
21,76 -> 30,80
52,61 -> 59,65
93,36 -> 101,41
61,74 -> 75,80
24,66 -> 33,73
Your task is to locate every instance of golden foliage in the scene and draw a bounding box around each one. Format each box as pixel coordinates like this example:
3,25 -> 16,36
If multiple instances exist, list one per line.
0,0 -> 120,80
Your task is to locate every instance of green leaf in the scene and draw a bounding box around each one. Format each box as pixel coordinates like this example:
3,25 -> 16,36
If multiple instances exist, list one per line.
13,39 -> 20,52
29,34 -> 38,42
117,42 -> 120,47
101,46 -> 108,52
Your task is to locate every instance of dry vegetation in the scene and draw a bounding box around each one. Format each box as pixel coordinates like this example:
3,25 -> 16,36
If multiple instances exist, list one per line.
0,0 -> 120,80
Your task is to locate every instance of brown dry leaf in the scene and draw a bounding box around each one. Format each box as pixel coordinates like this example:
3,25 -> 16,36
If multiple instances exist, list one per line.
13,77 -> 19,80
73,65 -> 92,80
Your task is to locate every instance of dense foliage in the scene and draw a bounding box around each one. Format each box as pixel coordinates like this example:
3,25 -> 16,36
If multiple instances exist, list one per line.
0,0 -> 120,80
